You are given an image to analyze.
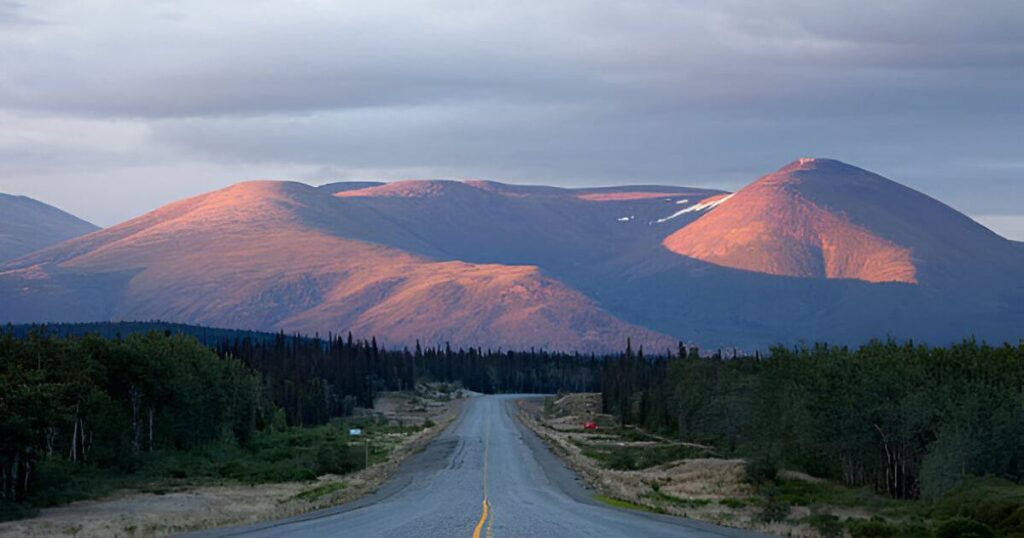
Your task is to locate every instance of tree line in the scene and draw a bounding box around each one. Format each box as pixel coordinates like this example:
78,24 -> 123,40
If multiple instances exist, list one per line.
601,339 -> 1024,501
0,330 -> 262,505
0,323 -> 601,507
221,333 -> 601,427
5,322 -> 1021,509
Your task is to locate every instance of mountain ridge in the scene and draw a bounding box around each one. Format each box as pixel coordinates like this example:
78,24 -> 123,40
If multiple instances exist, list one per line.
1,180 -> 674,352
2,159 -> 1021,350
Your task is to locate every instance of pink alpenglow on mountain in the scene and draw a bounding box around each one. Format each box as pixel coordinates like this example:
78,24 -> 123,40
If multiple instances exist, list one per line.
2,159 -> 1021,350
0,181 -> 673,353
663,158 -> 1015,285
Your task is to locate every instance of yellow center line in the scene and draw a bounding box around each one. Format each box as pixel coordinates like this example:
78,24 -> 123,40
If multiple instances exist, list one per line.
471,418 -> 493,538
472,499 -> 489,538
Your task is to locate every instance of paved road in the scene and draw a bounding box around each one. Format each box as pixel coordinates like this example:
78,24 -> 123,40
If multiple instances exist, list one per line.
190,395 -> 765,537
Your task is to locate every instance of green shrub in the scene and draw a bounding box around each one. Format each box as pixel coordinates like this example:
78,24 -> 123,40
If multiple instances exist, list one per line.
1000,507 -> 1024,534
604,447 -> 638,470
23,460 -> 125,508
847,519 -> 898,538
805,513 -> 843,537
934,517 -> 993,538
584,443 -> 712,470
930,476 -> 1024,535
744,455 -> 780,485
314,443 -> 361,475
757,485 -> 791,522
719,498 -> 749,509
0,500 -> 38,523
846,517 -> 932,538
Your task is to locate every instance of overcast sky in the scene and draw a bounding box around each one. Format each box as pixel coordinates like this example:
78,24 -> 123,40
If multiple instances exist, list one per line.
1,0 -> 1022,238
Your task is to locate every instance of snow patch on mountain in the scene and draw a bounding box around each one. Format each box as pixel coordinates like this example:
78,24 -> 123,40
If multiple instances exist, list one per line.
655,194 -> 734,223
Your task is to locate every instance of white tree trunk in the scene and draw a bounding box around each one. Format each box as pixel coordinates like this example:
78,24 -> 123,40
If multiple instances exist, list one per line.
69,403 -> 80,462
130,384 -> 142,453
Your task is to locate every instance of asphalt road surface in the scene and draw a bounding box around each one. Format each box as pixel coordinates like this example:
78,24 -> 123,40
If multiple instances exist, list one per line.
189,395 -> 766,537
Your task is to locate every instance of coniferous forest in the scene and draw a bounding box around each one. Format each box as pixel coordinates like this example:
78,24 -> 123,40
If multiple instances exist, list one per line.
0,323 -> 599,517
600,340 -> 1024,503
2,322 -> 1023,524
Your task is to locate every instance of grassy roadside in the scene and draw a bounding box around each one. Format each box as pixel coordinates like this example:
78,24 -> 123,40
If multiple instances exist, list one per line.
520,394 -> 1024,538
17,418 -> 426,511
0,386 -> 466,537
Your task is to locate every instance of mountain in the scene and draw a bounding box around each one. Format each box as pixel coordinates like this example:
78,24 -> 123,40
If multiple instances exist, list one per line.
1,160 -> 1021,351
0,181 -> 673,352
0,193 -> 99,262
663,158 -> 1013,284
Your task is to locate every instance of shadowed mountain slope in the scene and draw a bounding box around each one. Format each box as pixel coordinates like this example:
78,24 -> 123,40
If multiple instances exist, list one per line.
0,181 -> 673,352
2,160 -> 1021,351
0,194 -> 99,262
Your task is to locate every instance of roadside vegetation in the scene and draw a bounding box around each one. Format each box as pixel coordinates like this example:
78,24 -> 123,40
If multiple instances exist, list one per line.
0,330 -> 448,523
519,338 -> 1024,536
0,322 -> 600,526
528,391 -> 1024,537
16,418 -> 419,515
4,323 -> 1022,537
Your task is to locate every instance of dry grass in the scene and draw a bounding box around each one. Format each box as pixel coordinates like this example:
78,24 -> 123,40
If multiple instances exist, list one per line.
518,397 -> 814,536
518,395 -> 916,538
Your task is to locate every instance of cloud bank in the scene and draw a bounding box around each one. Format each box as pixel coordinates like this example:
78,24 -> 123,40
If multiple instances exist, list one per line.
0,0 -> 1021,237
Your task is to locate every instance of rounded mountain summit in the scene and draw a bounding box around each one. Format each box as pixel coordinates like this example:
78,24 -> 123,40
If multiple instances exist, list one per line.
662,158 -> 1012,285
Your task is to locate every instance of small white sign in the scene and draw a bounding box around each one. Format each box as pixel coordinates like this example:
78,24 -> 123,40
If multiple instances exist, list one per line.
349,428 -> 363,436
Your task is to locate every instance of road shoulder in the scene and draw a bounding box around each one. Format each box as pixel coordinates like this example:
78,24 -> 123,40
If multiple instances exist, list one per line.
511,397 -> 769,537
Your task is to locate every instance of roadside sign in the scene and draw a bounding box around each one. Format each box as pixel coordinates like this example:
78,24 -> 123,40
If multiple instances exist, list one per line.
349,428 -> 363,436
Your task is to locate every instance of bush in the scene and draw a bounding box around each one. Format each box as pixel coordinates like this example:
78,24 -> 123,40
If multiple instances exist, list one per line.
744,454 -> 780,485
805,513 -> 843,537
1000,507 -> 1024,535
720,498 -> 748,509
605,447 -> 638,470
585,443 -> 712,471
23,460 -> 124,508
934,517 -> 993,538
757,485 -> 791,522
930,476 -> 1024,535
0,500 -> 38,523
847,519 -> 897,538
315,443 -> 362,475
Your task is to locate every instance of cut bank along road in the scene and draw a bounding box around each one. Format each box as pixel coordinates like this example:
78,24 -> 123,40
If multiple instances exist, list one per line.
188,395 -> 766,537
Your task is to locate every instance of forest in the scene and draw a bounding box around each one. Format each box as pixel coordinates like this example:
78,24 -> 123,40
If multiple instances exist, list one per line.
2,322 -> 1023,530
0,323 -> 599,518
602,340 -> 1024,503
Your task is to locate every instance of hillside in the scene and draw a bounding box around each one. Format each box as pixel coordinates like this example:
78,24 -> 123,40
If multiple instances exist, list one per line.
663,158 -> 1013,284
0,193 -> 99,262
0,181 -> 672,352
2,161 -> 1021,350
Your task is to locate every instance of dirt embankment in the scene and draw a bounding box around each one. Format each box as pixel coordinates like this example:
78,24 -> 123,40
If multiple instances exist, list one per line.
0,390 -> 466,538
518,395 -> 835,537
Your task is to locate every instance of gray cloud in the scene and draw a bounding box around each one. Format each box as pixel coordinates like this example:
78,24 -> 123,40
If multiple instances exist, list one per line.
0,0 -> 1021,235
